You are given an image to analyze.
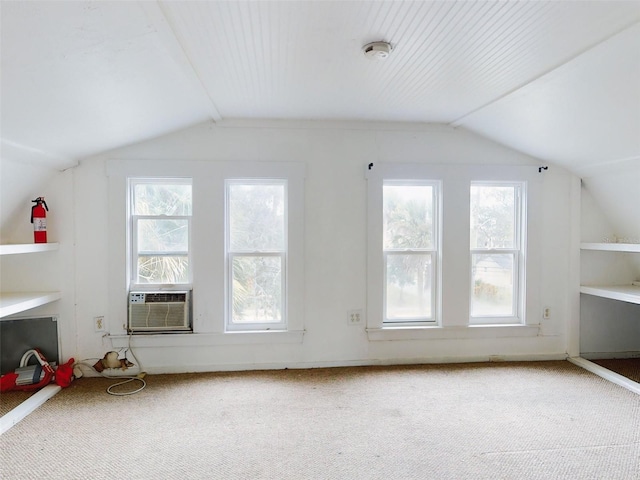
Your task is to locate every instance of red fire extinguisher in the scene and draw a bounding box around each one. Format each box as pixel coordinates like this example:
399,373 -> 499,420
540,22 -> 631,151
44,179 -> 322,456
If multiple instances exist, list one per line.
30,197 -> 49,243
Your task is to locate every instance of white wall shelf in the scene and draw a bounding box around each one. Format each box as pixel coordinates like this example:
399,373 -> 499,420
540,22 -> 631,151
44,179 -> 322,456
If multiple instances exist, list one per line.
0,243 -> 61,318
0,242 -> 63,431
0,292 -> 62,318
579,285 -> 640,305
580,242 -> 640,253
580,243 -> 640,305
0,243 -> 59,256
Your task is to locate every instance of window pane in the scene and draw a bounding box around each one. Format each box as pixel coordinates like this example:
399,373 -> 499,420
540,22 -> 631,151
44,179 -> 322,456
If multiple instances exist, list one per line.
386,254 -> 432,319
231,256 -> 282,323
229,184 -> 285,251
138,219 -> 188,252
137,255 -> 189,284
471,254 -> 514,316
470,185 -> 515,249
134,183 -> 192,216
383,185 -> 434,249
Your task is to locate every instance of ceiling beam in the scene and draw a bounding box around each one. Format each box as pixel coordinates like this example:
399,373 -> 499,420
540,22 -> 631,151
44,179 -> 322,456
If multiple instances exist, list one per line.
1,139 -> 77,171
139,1 -> 222,122
450,20 -> 640,128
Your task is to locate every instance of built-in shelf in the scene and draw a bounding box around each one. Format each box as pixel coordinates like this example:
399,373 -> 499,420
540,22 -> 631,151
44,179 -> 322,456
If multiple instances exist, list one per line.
0,243 -> 59,256
579,243 -> 640,305
0,292 -> 62,318
0,243 -> 62,318
580,242 -> 640,253
579,285 -> 640,305
0,243 -> 63,431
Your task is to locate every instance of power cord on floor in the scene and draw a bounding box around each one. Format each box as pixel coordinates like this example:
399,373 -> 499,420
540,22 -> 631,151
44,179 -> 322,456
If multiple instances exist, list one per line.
74,360 -> 146,395
102,372 -> 146,396
75,335 -> 147,396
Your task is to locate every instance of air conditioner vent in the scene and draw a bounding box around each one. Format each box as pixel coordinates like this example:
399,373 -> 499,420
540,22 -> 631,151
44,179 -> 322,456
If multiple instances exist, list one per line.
128,291 -> 192,333
144,292 -> 187,303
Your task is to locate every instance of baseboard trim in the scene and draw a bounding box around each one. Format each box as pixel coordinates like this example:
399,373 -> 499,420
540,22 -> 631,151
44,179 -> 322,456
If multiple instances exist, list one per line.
579,351 -> 640,360
568,356 -> 640,395
136,353 -> 568,375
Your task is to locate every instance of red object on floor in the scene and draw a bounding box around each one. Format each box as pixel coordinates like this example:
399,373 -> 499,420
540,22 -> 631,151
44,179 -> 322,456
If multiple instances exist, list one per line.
0,349 -> 55,392
55,358 -> 75,387
0,373 -> 18,393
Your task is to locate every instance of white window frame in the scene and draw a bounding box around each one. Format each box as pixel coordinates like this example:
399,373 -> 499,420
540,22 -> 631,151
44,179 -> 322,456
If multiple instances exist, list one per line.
128,177 -> 193,291
469,181 -> 526,325
367,164 -> 444,330
367,163 -> 541,341
225,179 -> 288,332
108,160 -> 305,343
383,180 -> 440,325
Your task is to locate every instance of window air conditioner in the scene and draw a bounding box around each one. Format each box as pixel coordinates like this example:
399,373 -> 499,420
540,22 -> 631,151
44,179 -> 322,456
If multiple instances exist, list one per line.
128,291 -> 192,333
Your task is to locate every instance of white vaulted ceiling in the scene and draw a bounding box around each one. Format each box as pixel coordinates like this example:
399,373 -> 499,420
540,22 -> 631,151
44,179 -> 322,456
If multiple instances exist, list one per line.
1,1 -> 639,174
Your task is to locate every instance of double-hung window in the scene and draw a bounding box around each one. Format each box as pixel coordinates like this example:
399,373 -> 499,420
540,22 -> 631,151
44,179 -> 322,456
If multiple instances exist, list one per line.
367,164 -> 442,330
129,178 -> 192,287
226,180 -> 287,331
383,182 -> 439,324
470,182 -> 525,324
368,163 -> 537,338
110,161 -> 304,340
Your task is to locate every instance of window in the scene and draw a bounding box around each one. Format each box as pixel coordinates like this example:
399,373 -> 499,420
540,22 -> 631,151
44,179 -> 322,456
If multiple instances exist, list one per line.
226,180 -> 287,331
129,178 -> 192,287
470,182 -> 525,324
110,161 -> 304,341
383,182 -> 439,323
367,163 -> 539,339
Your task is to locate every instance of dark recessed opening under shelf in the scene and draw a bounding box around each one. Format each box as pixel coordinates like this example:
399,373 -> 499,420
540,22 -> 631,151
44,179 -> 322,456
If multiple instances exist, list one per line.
591,358 -> 640,384
0,316 -> 59,375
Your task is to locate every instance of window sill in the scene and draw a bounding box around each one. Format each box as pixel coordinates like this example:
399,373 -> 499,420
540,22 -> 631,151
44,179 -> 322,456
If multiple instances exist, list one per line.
109,330 -> 305,348
366,324 -> 540,341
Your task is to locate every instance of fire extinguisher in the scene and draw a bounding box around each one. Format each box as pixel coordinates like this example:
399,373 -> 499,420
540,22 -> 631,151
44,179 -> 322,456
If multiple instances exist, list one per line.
30,197 -> 49,243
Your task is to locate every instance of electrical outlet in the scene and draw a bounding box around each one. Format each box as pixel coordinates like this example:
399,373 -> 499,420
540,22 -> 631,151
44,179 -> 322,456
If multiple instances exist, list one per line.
543,307 -> 550,320
94,316 -> 105,332
348,309 -> 363,326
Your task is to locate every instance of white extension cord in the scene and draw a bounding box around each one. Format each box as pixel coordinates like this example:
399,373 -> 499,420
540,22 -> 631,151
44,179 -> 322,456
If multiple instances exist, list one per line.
75,338 -> 147,396
74,360 -> 147,396
101,372 -> 146,396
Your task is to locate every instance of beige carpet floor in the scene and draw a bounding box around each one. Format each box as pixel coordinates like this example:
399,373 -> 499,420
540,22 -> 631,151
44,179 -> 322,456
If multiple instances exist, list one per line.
1,361 -> 639,479
0,390 -> 34,417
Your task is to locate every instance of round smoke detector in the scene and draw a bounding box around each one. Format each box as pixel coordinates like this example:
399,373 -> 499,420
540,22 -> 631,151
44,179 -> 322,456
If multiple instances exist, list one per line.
363,41 -> 392,59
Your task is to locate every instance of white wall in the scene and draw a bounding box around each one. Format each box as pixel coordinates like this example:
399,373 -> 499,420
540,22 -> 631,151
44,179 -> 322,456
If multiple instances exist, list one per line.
580,295 -> 640,358
0,158 -> 61,243
71,121 -> 577,372
582,166 -> 640,276
27,121 -> 578,373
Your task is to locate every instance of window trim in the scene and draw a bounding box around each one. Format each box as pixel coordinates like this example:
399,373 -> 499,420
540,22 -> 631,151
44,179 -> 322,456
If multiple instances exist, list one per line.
367,163 -> 542,340
108,160 -> 305,340
225,178 -> 289,331
469,181 -> 527,325
382,180 -> 440,325
367,164 -> 444,331
128,177 -> 193,290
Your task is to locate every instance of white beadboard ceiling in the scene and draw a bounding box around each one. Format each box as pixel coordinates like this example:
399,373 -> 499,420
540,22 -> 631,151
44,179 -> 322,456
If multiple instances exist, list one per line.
1,1 -> 639,175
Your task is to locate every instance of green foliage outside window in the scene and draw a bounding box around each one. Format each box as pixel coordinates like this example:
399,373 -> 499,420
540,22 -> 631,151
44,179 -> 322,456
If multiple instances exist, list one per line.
133,182 -> 191,284
229,183 -> 285,323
